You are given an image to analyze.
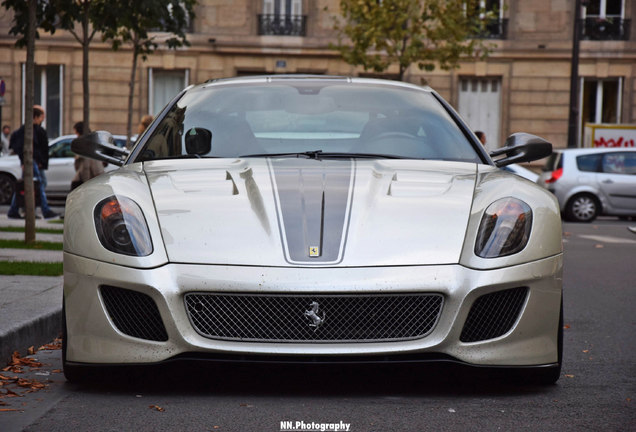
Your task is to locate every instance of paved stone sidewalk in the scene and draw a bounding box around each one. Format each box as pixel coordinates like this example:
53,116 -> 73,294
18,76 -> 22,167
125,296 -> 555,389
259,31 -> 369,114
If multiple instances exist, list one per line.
0,214 -> 64,364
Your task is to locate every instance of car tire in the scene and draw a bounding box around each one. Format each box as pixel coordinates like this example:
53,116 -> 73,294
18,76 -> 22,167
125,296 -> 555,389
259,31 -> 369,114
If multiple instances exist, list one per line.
0,173 -> 16,205
565,193 -> 600,222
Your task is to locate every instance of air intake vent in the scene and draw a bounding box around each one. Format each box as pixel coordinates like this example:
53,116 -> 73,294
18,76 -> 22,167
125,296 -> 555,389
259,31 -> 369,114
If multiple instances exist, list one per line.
100,286 -> 168,342
460,287 -> 528,343
185,293 -> 443,342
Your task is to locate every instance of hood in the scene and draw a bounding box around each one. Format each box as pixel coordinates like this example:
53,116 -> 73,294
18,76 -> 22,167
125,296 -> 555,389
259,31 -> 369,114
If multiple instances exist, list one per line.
145,158 -> 477,267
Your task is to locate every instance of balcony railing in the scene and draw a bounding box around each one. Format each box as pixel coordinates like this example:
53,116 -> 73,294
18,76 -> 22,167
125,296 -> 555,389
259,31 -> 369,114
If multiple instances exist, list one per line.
258,14 -> 307,37
582,18 -> 631,41
470,18 -> 508,40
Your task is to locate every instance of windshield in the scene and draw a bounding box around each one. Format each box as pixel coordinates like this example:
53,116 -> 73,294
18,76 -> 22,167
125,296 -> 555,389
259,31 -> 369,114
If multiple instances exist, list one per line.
135,81 -> 481,163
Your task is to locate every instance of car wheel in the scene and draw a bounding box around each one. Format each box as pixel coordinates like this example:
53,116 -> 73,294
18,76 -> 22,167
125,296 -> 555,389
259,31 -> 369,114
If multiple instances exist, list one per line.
565,193 -> 599,222
0,173 -> 16,205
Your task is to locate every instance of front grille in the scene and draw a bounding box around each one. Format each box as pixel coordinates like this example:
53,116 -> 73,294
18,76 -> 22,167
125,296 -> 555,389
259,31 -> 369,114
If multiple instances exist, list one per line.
100,286 -> 168,342
460,287 -> 528,343
185,293 -> 443,342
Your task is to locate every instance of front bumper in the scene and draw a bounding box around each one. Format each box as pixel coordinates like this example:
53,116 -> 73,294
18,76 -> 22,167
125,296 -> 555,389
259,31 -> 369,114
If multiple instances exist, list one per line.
63,253 -> 562,367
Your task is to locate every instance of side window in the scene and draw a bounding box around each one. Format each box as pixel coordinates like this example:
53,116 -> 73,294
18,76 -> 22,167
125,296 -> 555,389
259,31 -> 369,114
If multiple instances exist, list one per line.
576,154 -> 602,172
48,139 -> 74,158
139,106 -> 186,161
542,152 -> 561,172
602,152 -> 636,175
624,153 -> 636,174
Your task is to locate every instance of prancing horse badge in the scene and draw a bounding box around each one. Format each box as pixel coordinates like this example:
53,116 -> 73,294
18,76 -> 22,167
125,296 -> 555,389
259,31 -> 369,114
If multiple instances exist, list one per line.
309,246 -> 320,257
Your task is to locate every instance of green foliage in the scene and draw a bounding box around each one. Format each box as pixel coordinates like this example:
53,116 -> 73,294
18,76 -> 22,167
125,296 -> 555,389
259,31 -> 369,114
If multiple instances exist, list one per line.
1,0 -> 57,47
0,227 -> 64,234
0,239 -> 63,250
96,0 -> 197,59
47,0 -> 106,44
0,261 -> 63,276
332,0 -> 494,80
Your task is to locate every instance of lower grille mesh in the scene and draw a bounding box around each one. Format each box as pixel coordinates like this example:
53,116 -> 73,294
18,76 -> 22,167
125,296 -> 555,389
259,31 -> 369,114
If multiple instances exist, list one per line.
460,287 -> 528,343
185,293 -> 443,342
100,286 -> 168,342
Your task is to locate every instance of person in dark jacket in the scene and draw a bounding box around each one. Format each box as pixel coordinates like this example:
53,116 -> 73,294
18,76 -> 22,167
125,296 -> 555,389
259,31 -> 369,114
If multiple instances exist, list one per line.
7,105 -> 58,219
70,121 -> 104,190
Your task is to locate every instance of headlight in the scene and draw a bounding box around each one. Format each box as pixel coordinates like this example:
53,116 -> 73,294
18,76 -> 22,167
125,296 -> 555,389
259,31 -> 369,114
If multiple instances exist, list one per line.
475,197 -> 532,258
94,195 -> 153,256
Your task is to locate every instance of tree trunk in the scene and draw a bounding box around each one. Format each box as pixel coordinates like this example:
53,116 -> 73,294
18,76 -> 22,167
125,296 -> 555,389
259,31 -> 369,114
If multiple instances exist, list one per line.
82,2 -> 90,131
126,40 -> 139,147
24,0 -> 37,244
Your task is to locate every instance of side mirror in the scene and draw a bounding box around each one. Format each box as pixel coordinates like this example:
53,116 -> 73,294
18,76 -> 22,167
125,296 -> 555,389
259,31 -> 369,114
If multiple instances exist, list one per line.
185,128 -> 212,156
490,133 -> 552,167
71,131 -> 130,167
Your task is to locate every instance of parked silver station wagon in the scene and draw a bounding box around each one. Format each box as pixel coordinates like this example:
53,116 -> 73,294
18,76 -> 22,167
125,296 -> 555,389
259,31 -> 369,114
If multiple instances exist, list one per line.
64,76 -> 563,384
537,147 -> 636,222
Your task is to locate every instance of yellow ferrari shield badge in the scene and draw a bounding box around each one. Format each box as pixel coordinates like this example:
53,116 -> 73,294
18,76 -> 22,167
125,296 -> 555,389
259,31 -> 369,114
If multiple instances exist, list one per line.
309,246 -> 320,257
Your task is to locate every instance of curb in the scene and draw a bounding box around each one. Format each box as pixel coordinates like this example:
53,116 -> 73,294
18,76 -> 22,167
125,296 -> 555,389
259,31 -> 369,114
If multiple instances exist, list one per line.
0,307 -> 62,365
0,212 -> 64,364
0,275 -> 64,364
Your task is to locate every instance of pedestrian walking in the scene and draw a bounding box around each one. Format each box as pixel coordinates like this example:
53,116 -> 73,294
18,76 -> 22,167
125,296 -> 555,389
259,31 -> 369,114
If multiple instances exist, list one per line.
6,105 -> 58,219
1,124 -> 10,156
70,121 -> 104,190
475,130 -> 487,146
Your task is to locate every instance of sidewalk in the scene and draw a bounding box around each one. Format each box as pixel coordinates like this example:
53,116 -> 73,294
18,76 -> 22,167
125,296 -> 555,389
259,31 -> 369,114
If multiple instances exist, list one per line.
0,213 -> 64,364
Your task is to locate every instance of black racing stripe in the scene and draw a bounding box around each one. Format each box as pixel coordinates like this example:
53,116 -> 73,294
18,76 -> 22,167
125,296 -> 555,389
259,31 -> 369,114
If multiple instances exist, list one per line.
270,158 -> 354,264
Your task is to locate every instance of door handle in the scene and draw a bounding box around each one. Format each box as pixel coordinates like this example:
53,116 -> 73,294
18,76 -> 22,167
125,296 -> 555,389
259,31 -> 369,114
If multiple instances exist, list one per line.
601,179 -> 614,184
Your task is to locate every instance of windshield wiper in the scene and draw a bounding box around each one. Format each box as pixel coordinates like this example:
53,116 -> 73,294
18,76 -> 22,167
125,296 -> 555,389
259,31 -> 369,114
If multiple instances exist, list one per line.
318,152 -> 408,159
239,151 -> 408,160
240,150 -> 323,159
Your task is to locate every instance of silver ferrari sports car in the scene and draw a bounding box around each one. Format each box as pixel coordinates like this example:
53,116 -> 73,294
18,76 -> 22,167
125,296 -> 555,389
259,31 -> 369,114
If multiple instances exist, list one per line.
64,76 -> 563,384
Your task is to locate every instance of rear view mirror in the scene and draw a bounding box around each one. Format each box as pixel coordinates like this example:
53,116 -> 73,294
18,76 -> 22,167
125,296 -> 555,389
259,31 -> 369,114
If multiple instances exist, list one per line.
185,128 -> 212,156
71,131 -> 130,167
490,133 -> 552,167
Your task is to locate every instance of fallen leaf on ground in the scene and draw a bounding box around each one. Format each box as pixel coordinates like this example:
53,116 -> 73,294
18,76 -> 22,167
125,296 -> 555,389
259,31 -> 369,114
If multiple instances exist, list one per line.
38,338 -> 63,351
149,405 -> 165,412
1,388 -> 21,397
16,378 -> 46,391
2,352 -> 43,373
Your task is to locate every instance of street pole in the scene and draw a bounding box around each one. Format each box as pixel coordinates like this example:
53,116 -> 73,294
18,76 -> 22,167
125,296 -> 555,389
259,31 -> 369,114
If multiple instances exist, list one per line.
567,0 -> 585,148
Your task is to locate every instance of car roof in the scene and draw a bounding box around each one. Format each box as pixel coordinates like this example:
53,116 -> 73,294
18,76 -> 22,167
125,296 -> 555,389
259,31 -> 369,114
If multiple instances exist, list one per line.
554,147 -> 636,155
49,134 -> 127,145
201,75 -> 434,93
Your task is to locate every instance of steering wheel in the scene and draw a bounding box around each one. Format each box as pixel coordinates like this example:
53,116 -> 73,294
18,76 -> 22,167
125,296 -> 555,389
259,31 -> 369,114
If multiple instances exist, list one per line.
363,131 -> 423,157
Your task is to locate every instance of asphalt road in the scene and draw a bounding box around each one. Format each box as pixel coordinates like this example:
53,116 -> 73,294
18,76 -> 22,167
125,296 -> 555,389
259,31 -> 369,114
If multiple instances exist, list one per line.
1,218 -> 635,432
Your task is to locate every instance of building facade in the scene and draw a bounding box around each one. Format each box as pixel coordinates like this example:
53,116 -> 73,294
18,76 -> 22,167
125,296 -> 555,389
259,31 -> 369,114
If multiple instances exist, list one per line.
0,0 -> 634,152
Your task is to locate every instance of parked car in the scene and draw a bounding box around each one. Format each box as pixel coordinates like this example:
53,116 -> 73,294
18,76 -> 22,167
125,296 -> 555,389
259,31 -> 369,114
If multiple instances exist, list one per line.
537,147 -> 636,222
64,76 -> 563,384
0,134 -> 127,204
502,163 -> 539,182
